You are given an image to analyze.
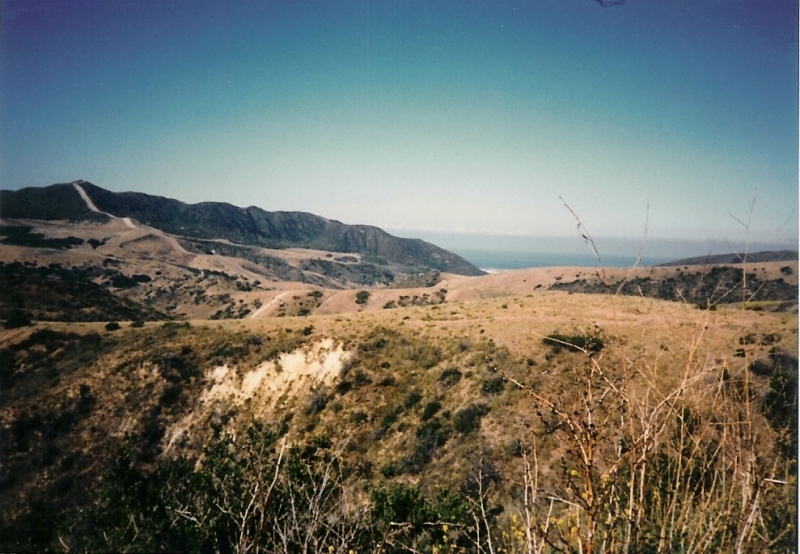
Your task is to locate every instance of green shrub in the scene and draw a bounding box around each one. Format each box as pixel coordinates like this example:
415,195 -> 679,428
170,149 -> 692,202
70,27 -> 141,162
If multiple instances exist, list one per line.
454,404 -> 489,434
404,417 -> 452,472
439,367 -> 462,387
3,309 -> 32,329
421,400 -> 441,421
403,390 -> 422,409
305,386 -> 330,415
482,375 -> 505,395
542,330 -> 604,355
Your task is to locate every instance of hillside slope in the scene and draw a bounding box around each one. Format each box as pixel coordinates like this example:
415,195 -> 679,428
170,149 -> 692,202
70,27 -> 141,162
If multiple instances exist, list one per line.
0,288 -> 796,552
659,250 -> 798,266
0,182 -> 484,281
0,184 -> 108,223
77,182 -> 484,276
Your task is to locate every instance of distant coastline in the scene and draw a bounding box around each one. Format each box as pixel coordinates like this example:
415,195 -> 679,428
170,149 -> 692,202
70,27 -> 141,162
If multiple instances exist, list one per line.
451,249 -> 675,272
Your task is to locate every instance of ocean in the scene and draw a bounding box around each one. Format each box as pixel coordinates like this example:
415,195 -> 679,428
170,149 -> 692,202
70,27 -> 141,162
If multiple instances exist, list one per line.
451,248 -> 675,272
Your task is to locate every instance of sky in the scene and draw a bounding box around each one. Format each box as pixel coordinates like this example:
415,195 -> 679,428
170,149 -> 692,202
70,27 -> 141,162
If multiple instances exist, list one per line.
1,0 -> 797,258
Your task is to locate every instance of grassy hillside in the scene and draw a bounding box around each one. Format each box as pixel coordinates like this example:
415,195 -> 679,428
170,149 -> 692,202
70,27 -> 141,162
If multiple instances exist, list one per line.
0,284 -> 795,552
0,184 -> 108,223
0,261 -> 171,324
551,263 -> 798,309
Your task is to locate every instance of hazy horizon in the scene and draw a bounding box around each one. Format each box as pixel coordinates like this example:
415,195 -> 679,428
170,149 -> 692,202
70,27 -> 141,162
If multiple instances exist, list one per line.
1,1 -> 797,248
387,227 -> 797,265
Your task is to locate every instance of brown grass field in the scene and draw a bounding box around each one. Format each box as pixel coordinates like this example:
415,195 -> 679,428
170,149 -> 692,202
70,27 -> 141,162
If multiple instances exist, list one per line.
0,215 -> 796,552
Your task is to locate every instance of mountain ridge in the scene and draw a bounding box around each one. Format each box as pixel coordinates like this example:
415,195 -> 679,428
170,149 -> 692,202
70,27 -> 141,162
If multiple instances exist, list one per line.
78,182 -> 485,276
0,181 -> 485,278
658,250 -> 798,266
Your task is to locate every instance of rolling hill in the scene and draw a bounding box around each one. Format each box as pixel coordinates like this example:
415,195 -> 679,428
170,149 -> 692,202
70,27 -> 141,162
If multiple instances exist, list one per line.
0,181 -> 796,553
1,182 -> 484,277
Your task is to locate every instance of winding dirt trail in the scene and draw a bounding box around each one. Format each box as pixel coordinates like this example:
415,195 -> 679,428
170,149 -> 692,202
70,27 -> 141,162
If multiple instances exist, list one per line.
249,291 -> 289,319
73,181 -> 136,229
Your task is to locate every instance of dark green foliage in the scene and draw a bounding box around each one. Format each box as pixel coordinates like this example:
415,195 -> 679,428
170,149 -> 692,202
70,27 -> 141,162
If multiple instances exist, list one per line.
19,415 -> 489,553
105,321 -> 121,331
408,342 -> 443,369
543,330 -> 605,355
355,290 -> 371,305
403,417 -> 452,472
761,352 -> 798,459
0,349 -> 16,390
0,329 -> 106,390
159,384 -> 182,407
421,400 -> 441,421
403,390 -> 422,409
439,366 -> 463,386
0,225 -> 84,249
380,405 -> 403,428
0,494 -> 65,551
69,445 -> 202,553
335,379 -> 353,394
87,237 -> 108,249
158,350 -> 199,383
551,265 -> 798,304
482,375 -> 505,395
0,184 -> 109,222
357,325 -> 442,373
70,421 -> 368,553
305,386 -> 330,415
3,308 -> 32,329
760,332 -> 781,345
454,404 -> 490,434
508,438 -> 529,457
0,262 -> 169,322
110,274 -> 139,288
369,484 -> 473,551
371,484 -> 429,528
739,333 -> 757,345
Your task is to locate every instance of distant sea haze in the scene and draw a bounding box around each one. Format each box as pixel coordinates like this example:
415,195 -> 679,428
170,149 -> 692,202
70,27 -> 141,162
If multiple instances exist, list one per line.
452,248 -> 674,272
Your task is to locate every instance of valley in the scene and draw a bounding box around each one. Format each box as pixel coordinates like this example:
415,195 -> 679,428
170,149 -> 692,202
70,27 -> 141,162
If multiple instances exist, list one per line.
0,183 -> 796,553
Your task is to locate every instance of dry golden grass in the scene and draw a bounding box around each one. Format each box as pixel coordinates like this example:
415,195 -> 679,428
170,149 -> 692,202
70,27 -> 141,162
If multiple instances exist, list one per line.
1,213 -> 796,551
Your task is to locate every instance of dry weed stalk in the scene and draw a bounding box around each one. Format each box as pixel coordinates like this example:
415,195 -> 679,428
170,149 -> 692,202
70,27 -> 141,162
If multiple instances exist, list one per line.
500,200 -> 795,553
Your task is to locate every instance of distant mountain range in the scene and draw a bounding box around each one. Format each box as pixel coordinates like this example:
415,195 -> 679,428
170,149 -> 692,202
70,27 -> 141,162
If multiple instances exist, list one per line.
658,250 -> 798,267
0,182 -> 484,277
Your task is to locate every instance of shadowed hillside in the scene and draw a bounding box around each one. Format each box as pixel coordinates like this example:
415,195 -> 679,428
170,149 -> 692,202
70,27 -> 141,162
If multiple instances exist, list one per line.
78,182 -> 484,276
658,250 -> 798,266
0,184 -> 108,223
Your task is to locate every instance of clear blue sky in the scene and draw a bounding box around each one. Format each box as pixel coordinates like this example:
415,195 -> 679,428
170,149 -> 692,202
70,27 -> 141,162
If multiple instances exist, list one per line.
1,0 -> 797,253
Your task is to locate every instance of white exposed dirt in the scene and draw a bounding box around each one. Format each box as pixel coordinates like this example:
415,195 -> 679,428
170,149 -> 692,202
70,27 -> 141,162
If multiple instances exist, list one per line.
73,181 -> 136,229
249,291 -> 289,319
72,181 -> 101,212
165,339 -> 349,450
